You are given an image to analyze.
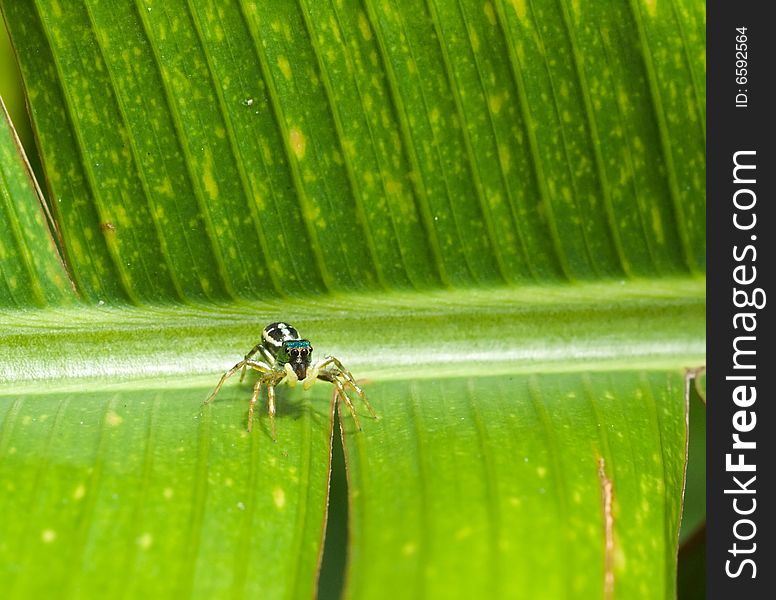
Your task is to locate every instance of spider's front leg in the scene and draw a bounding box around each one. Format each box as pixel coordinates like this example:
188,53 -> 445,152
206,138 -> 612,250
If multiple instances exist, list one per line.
330,375 -> 365,430
306,356 -> 377,427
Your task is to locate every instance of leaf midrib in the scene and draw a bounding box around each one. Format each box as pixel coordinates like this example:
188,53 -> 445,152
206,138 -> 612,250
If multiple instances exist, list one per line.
0,278 -> 705,393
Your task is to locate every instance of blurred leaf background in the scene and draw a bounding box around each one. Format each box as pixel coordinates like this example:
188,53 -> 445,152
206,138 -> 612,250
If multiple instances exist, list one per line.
1,2 -> 704,599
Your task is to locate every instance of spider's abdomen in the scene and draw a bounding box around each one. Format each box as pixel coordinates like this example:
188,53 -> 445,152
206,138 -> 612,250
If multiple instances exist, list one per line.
262,322 -> 300,358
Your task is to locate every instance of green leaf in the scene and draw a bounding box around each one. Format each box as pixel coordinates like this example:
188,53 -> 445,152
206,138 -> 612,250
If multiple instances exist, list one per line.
1,283 -> 703,598
0,97 -> 74,307
341,371 -> 687,599
2,0 -> 704,302
1,281 -> 704,384
0,384 -> 334,599
0,0 -> 705,598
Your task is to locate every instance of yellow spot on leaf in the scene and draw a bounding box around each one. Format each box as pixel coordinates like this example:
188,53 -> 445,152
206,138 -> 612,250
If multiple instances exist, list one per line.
259,139 -> 274,165
273,487 -> 286,509
73,484 -> 86,500
489,93 -> 505,114
277,55 -> 292,80
155,176 -> 174,197
488,191 -> 503,209
571,0 -> 582,19
202,148 -> 219,199
498,143 -> 511,173
137,533 -> 153,550
385,179 -> 402,195
252,188 -> 266,210
289,127 -> 306,159
358,12 -> 372,40
470,30 -> 480,51
105,411 -> 123,426
303,202 -> 323,227
510,0 -> 527,19
42,529 -> 57,543
644,0 -> 658,17
483,2 -> 497,25
341,138 -> 356,159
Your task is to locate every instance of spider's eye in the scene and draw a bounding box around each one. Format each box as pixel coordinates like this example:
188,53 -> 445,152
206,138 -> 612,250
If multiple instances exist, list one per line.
290,349 -> 299,357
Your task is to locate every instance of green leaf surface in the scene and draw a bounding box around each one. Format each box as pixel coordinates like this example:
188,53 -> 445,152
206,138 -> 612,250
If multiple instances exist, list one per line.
0,384 -> 335,599
341,370 -> 687,599
2,0 -> 704,303
0,0 -> 705,598
0,282 -> 704,598
1,280 -> 704,386
0,97 -> 73,307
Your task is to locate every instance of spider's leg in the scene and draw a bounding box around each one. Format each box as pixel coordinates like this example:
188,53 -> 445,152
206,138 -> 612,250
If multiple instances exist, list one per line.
207,360 -> 271,404
319,356 -> 377,418
260,346 -> 275,364
336,368 -> 376,418
247,377 -> 263,433
239,342 -> 264,383
206,360 -> 247,403
314,356 -> 336,369
267,381 -> 278,442
326,375 -> 362,431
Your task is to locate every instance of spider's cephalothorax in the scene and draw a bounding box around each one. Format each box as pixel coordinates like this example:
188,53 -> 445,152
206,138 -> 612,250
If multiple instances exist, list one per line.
248,322 -> 311,379
205,322 -> 376,440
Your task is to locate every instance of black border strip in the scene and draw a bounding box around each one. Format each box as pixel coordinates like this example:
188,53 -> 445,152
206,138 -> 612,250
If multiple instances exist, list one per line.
707,3 -> 775,597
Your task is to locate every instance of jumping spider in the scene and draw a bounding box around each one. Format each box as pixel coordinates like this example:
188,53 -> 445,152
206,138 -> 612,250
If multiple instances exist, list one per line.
205,322 -> 376,439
